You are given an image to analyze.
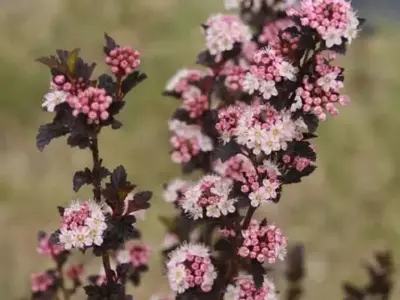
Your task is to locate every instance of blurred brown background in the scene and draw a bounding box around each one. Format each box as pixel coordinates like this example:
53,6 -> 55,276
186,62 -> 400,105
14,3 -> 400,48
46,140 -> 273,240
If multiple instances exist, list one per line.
0,0 -> 399,299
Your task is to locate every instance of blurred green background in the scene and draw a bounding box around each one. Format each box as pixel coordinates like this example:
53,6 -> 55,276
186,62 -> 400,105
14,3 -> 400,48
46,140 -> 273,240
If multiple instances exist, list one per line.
0,0 -> 399,299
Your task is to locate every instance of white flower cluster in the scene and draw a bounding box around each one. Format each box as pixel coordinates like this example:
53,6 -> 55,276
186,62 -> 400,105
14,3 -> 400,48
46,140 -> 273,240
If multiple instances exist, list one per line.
182,175 -> 237,219
204,14 -> 252,59
316,71 -> 344,93
42,89 -> 68,112
58,200 -> 108,250
249,178 -> 280,207
167,243 -> 217,294
242,48 -> 299,100
223,273 -> 278,300
168,120 -> 213,153
323,10 -> 359,47
163,178 -> 193,204
235,106 -> 307,156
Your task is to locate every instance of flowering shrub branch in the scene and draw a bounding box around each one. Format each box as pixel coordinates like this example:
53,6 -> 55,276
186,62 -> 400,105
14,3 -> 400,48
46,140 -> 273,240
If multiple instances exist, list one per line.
29,34 -> 153,300
157,0 -> 367,299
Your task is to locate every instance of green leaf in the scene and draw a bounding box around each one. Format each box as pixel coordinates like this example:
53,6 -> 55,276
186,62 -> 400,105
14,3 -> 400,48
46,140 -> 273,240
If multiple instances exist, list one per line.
67,48 -> 80,75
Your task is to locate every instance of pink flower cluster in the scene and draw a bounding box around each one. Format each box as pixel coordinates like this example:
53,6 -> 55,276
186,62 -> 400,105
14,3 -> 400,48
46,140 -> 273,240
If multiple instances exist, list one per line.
181,87 -> 209,118
258,18 -> 293,46
233,159 -> 282,207
204,14 -> 252,62
66,264 -> 84,281
287,0 -> 359,47
116,243 -> 152,268
223,274 -> 277,300
165,69 -> 206,94
293,53 -> 348,120
67,87 -> 113,124
168,120 -> 213,164
105,46 -> 141,77
52,74 -> 87,95
37,232 -> 64,258
58,200 -> 107,250
238,220 -> 287,264
216,102 -> 307,156
221,63 -> 248,92
182,175 -> 237,219
213,154 -> 254,184
163,178 -> 193,204
246,176 -> 281,207
242,48 -> 298,100
167,243 -> 217,294
216,104 -> 245,143
31,272 -> 54,293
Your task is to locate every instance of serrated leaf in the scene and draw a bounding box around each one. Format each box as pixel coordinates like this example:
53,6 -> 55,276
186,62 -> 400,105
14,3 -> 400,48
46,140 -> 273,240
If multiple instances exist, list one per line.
196,50 -> 215,68
73,168 -> 92,192
104,33 -> 118,55
36,123 -> 69,151
98,74 -> 116,96
67,133 -> 91,149
67,48 -> 80,75
111,119 -> 123,130
121,71 -> 147,95
111,165 -> 127,188
213,140 -> 241,163
36,56 -> 59,69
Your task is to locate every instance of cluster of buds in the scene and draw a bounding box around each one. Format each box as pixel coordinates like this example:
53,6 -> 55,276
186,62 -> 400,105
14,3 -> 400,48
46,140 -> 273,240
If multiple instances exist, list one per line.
287,0 -> 359,47
212,154 -> 254,184
167,244 -> 217,294
181,87 -> 209,119
67,87 -> 113,123
105,46 -> 141,77
224,274 -> 278,300
168,120 -> 213,164
203,14 -> 252,62
51,74 -> 87,95
238,220 -> 287,264
242,48 -> 299,100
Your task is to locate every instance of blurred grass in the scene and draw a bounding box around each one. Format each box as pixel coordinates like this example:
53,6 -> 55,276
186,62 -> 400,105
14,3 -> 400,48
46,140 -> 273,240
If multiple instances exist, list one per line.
0,0 -> 399,299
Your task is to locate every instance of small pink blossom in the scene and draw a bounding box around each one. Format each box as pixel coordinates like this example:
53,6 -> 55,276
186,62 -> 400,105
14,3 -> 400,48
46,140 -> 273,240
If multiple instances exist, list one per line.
31,272 -> 54,293
66,264 -> 84,281
116,243 -> 152,268
223,274 -> 277,300
37,232 -> 64,258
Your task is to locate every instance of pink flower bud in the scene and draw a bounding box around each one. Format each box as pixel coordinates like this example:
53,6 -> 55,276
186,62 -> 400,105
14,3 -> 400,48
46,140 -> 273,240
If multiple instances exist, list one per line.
100,111 -> 109,120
